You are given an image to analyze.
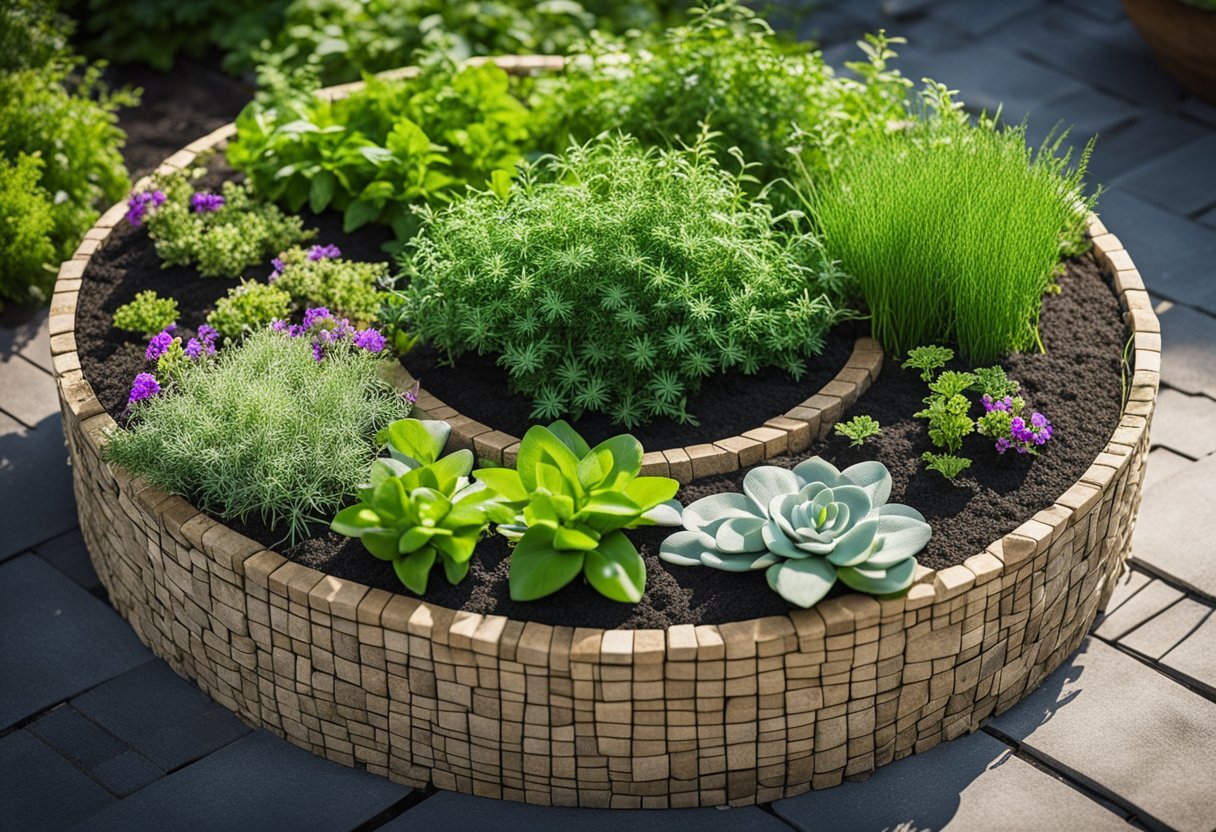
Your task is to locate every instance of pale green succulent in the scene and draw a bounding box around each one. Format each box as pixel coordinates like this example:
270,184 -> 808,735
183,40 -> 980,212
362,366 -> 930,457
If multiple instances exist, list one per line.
659,457 -> 931,608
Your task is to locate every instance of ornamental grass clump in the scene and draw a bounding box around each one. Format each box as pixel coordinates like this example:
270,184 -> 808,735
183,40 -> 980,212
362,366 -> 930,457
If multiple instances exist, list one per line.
801,90 -> 1095,364
399,132 -> 849,426
105,328 -> 411,543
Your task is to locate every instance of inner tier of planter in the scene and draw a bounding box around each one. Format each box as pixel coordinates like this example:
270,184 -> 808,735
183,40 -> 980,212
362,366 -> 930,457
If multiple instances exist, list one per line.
52,56 -> 1162,808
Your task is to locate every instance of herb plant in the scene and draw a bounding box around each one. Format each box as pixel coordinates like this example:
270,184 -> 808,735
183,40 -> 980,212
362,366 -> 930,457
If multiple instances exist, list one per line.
112,291 -> 180,337
227,58 -> 530,239
834,415 -> 882,447
801,88 -> 1096,363
206,281 -> 292,341
331,418 -> 503,594
921,452 -> 971,481
400,132 -> 848,425
532,3 -> 914,189
133,172 -> 312,278
901,345 -> 954,382
914,373 -> 977,455
0,58 -> 133,304
270,245 -> 387,325
977,394 -> 1054,455
661,458 -> 930,608
107,328 -> 410,542
474,421 -> 682,603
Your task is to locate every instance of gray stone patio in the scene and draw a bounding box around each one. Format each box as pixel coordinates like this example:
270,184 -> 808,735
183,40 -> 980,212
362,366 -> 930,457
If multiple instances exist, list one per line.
3,1 -> 1214,828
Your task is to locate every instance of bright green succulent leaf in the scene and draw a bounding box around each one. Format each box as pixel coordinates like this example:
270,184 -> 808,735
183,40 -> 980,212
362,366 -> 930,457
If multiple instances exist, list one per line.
623,476 -> 680,512
394,547 -> 437,595
508,526 -> 586,601
588,434 -> 643,491
583,531 -> 646,603
554,524 -> 601,551
517,424 -> 581,493
330,505 -> 386,536
545,419 -> 592,459
472,467 -> 528,504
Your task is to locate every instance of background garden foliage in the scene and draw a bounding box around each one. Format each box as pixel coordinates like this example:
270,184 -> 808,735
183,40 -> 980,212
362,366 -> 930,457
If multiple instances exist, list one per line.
105,329 -> 411,543
0,0 -> 134,306
400,132 -> 850,426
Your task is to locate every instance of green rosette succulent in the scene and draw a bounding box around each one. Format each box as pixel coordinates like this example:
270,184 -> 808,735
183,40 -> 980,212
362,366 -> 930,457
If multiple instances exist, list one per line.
331,418 -> 504,594
660,458 -> 931,609
474,421 -> 682,604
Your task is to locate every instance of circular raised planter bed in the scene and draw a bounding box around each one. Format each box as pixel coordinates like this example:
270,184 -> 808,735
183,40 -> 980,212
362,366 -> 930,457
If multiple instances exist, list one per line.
51,57 -> 1161,808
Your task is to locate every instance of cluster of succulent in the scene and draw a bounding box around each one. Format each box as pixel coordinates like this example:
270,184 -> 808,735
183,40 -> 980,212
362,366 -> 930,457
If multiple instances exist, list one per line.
269,244 -> 387,325
271,306 -> 388,362
112,290 -> 179,337
332,419 -> 682,602
903,345 -> 1054,479
660,458 -> 930,608
128,169 -> 313,278
399,131 -> 849,426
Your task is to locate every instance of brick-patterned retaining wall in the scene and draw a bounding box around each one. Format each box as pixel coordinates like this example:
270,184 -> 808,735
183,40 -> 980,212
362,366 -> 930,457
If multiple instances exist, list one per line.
51,57 -> 1159,808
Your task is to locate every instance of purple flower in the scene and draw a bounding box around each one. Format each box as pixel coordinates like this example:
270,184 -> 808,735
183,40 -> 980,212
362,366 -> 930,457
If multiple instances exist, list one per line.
190,192 -> 225,213
270,318 -> 288,333
353,328 -> 387,353
995,437 -> 1011,455
405,389 -> 417,405
269,256 -> 286,282
307,244 -> 341,261
197,324 -> 218,348
184,338 -> 203,359
301,307 -> 334,330
125,189 -> 165,227
1031,412 -> 1048,429
145,328 -> 175,362
127,372 -> 161,405
312,341 -> 325,362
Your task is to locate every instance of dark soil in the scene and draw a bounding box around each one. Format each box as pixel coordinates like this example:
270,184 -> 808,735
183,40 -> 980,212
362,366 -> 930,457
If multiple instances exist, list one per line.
404,334 -> 856,450
240,259 -> 1124,629
76,151 -> 1126,629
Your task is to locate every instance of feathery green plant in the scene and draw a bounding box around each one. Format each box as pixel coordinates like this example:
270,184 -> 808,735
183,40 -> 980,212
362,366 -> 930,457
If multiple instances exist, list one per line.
800,87 -> 1096,363
399,131 -> 850,426
105,328 -> 410,543
112,290 -> 179,336
834,415 -> 882,447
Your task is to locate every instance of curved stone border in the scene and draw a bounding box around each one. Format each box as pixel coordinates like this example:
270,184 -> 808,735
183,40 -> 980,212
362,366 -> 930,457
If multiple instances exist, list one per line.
52,58 -> 1159,808
409,337 -> 881,480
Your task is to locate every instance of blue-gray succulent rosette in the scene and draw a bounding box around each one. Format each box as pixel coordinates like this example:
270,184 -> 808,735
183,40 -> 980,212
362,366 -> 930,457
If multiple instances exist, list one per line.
660,458 -> 931,608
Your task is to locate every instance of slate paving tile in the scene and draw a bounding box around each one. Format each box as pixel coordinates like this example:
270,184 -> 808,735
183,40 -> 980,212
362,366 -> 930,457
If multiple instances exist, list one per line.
0,304 -> 52,372
89,750 -> 164,797
0,352 -> 61,428
1093,578 -> 1184,641
1154,299 -> 1216,398
1022,88 -> 1138,161
989,638 -> 1216,832
34,527 -> 102,595
1201,205 -> 1216,231
1117,134 -> 1216,218
1061,0 -> 1125,22
1084,114 -> 1209,186
0,411 -> 77,561
771,730 -> 1127,831
1143,448 -> 1195,492
381,791 -> 792,832
71,731 -> 411,832
1096,188 -> 1216,313
1117,597 -> 1212,661
934,0 -> 1046,38
1132,453 -> 1216,599
1149,388 -> 1216,460
0,731 -> 115,832
1180,96 -> 1216,126
0,556 -> 149,730
28,705 -> 130,770
1098,567 -> 1153,617
1161,612 -> 1216,697
72,661 -> 250,771
889,42 -> 1086,124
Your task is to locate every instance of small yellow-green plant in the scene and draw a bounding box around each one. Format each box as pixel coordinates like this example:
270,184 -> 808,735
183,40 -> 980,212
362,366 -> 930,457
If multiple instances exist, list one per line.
270,245 -> 386,325
901,345 -> 954,382
834,415 -> 882,447
112,290 -> 179,336
206,281 -> 292,341
922,452 -> 971,481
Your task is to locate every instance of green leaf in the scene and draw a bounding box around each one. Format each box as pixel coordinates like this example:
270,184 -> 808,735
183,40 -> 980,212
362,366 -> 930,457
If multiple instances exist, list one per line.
393,547 -> 437,594
473,467 -> 528,503
343,199 -> 381,232
385,419 -> 449,466
588,435 -> 643,491
583,531 -> 646,603
442,554 -> 471,586
837,557 -> 917,596
309,170 -> 336,213
489,168 -> 513,202
624,476 -> 680,512
516,424 -> 581,493
429,450 -> 475,493
554,524 -> 600,551
362,530 -> 400,561
766,558 -> 838,609
330,504 -> 384,537
509,526 -> 585,601
546,420 -> 592,458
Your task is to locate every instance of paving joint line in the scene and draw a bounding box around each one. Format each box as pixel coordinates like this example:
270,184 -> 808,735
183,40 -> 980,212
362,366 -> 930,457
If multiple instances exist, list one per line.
1090,629 -> 1216,703
1123,558 -> 1216,605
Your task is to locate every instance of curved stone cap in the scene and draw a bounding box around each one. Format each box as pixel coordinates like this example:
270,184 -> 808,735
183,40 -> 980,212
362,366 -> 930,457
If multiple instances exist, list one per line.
50,56 -> 1161,808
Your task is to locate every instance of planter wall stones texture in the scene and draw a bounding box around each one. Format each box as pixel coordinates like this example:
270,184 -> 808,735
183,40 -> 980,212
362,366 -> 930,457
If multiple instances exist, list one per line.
52,58 -> 1161,808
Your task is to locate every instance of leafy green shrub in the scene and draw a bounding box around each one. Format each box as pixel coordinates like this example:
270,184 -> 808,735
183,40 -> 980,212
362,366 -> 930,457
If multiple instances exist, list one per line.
531,3 -> 914,188
476,421 -> 681,603
0,154 -> 57,305
801,91 -> 1096,363
206,281 -> 292,341
1,0 -> 73,71
0,59 -> 134,304
271,245 -> 387,324
400,132 -> 849,426
227,57 -> 530,239
105,328 -> 411,543
112,290 -> 180,336
137,172 -> 312,278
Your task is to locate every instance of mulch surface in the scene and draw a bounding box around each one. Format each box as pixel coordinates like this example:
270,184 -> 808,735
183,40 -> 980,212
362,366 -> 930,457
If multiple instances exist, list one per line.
76,153 -> 1126,629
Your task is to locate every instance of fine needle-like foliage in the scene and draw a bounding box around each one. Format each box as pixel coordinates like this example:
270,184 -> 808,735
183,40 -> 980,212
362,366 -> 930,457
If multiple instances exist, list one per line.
105,328 -> 411,543
800,86 -> 1096,364
399,131 -> 849,426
